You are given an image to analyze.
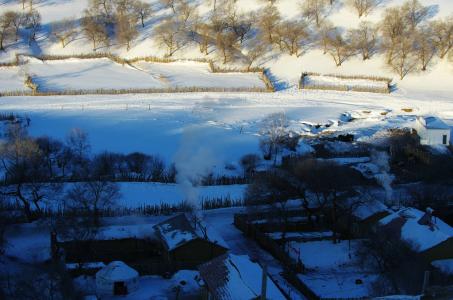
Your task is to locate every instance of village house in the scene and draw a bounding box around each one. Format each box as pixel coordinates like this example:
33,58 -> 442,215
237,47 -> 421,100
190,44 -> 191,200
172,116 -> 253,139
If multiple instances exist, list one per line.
349,198 -> 391,237
378,207 -> 453,262
153,213 -> 229,270
198,253 -> 286,300
415,116 -> 451,146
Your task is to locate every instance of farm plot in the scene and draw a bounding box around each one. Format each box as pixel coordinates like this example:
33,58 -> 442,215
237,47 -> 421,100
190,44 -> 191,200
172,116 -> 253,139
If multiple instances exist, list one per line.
26,57 -> 163,92
0,67 -> 27,93
13,57 -> 267,93
300,73 -> 391,93
133,60 -> 267,90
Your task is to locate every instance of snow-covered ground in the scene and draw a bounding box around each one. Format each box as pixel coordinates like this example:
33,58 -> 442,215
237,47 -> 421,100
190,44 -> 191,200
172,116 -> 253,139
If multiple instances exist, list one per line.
292,240 -> 380,298
0,66 -> 26,92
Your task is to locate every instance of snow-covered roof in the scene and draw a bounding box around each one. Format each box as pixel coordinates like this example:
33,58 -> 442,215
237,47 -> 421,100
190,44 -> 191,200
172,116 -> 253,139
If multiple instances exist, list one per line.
198,254 -> 286,300
153,213 -> 228,251
379,207 -> 453,252
418,116 -> 450,130
353,198 -> 390,221
96,261 -> 138,282
431,259 -> 453,275
57,223 -> 156,242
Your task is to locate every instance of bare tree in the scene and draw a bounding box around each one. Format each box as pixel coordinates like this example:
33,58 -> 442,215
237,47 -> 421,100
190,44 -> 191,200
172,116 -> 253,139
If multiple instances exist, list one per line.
160,0 -> 177,14
388,35 -> 418,79
277,20 -> 310,57
0,124 -> 62,221
0,12 -> 13,51
347,0 -> 383,18
132,0 -> 152,28
216,29 -> 237,64
413,24 -> 437,71
401,0 -> 430,31
380,7 -> 406,64
258,4 -> 281,45
154,17 -> 187,56
430,17 -> 453,59
24,9 -> 41,45
245,39 -> 267,70
4,11 -> 22,43
67,181 -> 120,227
81,12 -> 108,51
52,19 -> 78,48
300,0 -> 330,27
348,21 -> 378,60
325,27 -> 352,66
318,20 -> 335,54
116,13 -> 138,50
191,21 -> 213,55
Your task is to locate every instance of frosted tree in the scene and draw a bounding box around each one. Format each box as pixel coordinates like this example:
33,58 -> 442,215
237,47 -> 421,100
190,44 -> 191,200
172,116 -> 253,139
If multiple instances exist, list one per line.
259,112 -> 288,163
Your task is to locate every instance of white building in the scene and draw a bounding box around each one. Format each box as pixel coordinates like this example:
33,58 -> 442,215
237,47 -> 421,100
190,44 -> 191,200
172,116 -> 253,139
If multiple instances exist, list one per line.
95,261 -> 139,297
415,116 -> 451,146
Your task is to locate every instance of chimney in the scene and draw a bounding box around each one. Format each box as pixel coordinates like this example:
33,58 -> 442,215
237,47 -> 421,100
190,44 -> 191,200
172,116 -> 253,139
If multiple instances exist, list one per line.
260,264 -> 267,300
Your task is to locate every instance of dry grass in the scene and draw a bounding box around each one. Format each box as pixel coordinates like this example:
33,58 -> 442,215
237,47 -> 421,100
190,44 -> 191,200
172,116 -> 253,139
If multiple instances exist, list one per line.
299,72 -> 391,94
0,86 -> 272,97
401,108 -> 413,112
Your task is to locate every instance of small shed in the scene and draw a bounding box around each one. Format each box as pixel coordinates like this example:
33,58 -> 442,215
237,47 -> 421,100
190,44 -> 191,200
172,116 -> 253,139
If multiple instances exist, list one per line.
96,261 -> 139,296
198,254 -> 286,300
153,213 -> 229,269
415,116 -> 451,146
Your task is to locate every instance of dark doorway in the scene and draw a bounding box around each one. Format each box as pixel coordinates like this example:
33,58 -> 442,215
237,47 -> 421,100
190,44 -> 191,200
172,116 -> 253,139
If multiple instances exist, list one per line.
443,135 -> 447,145
114,281 -> 128,295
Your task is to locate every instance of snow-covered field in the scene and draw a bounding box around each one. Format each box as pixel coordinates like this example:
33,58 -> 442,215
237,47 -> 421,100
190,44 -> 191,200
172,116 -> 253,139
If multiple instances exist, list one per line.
2,57 -> 265,93
134,60 -> 266,89
0,66 -> 26,92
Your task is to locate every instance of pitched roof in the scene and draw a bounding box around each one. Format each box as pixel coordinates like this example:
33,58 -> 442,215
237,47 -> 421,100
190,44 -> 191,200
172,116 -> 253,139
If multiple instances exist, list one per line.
198,254 -> 286,300
153,213 -> 228,251
418,116 -> 450,130
379,207 -> 453,252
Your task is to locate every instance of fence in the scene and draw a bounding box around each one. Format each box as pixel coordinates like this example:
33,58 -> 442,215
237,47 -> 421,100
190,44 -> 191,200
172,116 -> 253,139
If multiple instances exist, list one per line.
299,72 -> 392,94
0,54 -> 275,96
234,213 -> 322,299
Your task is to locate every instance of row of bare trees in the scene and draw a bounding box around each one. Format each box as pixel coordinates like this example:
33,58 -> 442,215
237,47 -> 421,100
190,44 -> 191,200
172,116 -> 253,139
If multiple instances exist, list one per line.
0,122 -> 173,223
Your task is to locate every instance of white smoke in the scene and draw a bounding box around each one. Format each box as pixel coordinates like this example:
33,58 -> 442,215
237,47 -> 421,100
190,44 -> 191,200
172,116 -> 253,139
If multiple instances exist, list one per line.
371,150 -> 394,205
174,125 -> 218,217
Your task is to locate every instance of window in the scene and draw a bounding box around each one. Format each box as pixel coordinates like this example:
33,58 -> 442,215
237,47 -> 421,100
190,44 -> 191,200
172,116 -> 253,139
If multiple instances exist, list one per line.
443,135 -> 447,145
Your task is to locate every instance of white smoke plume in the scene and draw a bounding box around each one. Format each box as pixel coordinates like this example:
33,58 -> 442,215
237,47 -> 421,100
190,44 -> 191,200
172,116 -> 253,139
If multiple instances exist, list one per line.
174,125 -> 218,218
371,150 -> 394,205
